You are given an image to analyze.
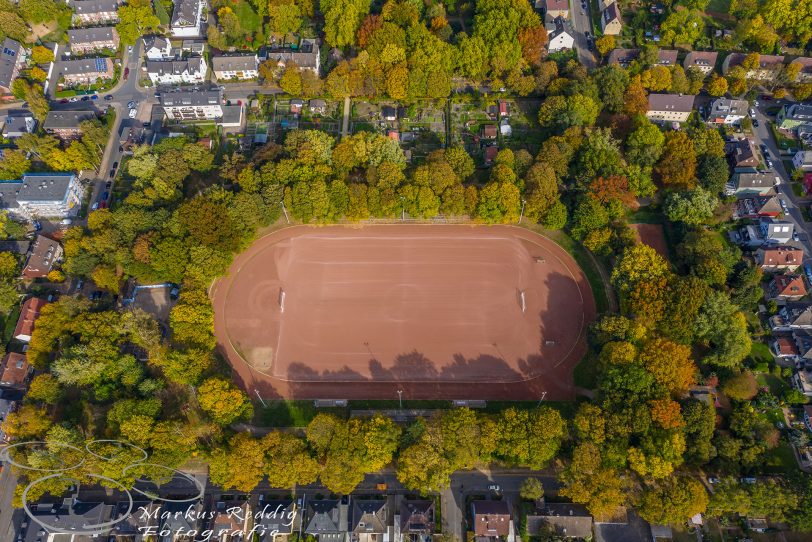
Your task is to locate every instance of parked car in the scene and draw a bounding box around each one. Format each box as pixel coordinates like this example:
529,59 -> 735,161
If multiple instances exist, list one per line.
102,191 -> 109,200
487,484 -> 501,492
112,161 -> 118,169
749,108 -> 756,118
99,200 -> 107,209
110,169 -> 116,178
69,96 -> 80,102
105,181 -> 112,189
104,94 -> 114,101
753,119 -> 759,127
804,263 -> 812,284
780,198 -> 788,212
127,100 -> 136,109
59,98 -> 68,104
793,231 -> 800,242
124,67 -> 129,80
91,202 -> 99,211
90,95 -> 98,100
128,108 -> 137,119
81,96 -> 89,101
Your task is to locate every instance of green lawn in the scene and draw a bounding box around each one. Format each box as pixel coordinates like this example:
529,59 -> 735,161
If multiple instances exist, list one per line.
257,400 -> 323,427
764,442 -> 798,474
233,0 -> 261,33
627,206 -> 664,224
1,304 -> 20,344
706,0 -> 731,13
573,351 -> 599,390
748,342 -> 773,365
154,0 -> 171,25
756,373 -> 790,395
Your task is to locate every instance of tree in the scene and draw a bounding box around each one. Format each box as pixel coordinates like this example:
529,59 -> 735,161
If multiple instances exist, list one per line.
169,288 -> 215,349
626,119 -> 665,168
595,35 -> 615,57
2,404 -> 52,439
559,442 -> 627,521
697,154 -> 730,194
268,2 -> 302,35
520,478 -> 545,501
322,0 -> 371,48
638,338 -> 697,396
209,433 -> 267,492
623,76 -> 649,117
262,431 -> 321,488
656,131 -> 697,189
197,377 -> 254,425
694,291 -> 751,368
279,63 -> 303,96
116,1 -> 161,45
707,74 -> 729,96
638,476 -> 709,526
495,407 -> 565,469
660,8 -> 705,46
663,188 -> 718,225
30,45 -> 54,64
26,374 -> 62,404
722,371 -> 758,401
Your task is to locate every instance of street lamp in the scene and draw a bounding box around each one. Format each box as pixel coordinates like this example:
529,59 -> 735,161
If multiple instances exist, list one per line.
397,389 -> 403,409
518,199 -> 526,224
399,196 -> 405,221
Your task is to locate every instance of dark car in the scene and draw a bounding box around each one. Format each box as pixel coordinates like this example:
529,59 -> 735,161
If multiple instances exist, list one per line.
112,161 -> 118,169
59,98 -> 68,103
105,181 -> 112,189
124,67 -> 130,79
81,95 -> 89,101
110,169 -> 116,177
753,119 -> 760,127
102,191 -> 109,200
104,94 -> 114,100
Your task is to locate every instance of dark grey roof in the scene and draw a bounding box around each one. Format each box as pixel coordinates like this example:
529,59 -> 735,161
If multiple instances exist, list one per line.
112,501 -> 159,535
72,0 -> 118,15
0,38 -> 23,90
603,2 -> 620,22
43,110 -> 96,130
785,103 -> 812,121
17,174 -> 77,203
171,0 -> 200,27
351,500 -> 387,534
58,57 -> 111,76
212,55 -> 258,72
257,500 -> 297,538
400,500 -> 435,534
143,35 -> 170,51
25,501 -> 114,538
0,240 -> 30,253
607,48 -> 639,66
68,26 -> 117,45
783,303 -> 812,327
263,39 -> 320,69
160,89 -> 222,107
684,51 -> 718,69
647,93 -> 695,113
160,501 -> 202,533
145,57 -> 205,76
306,500 -> 346,535
3,115 -> 34,136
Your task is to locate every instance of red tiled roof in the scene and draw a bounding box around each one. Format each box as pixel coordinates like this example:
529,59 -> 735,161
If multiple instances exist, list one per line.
772,274 -> 807,297
761,247 -> 803,266
0,352 -> 29,386
13,297 -> 47,340
775,336 -> 799,356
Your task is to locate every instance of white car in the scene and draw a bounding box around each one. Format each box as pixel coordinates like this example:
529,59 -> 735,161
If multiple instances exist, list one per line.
91,202 -> 99,211
69,96 -> 80,102
749,108 -> 756,118
128,108 -> 137,119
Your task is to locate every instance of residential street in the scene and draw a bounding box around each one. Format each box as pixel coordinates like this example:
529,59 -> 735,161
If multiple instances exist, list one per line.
568,0 -> 597,68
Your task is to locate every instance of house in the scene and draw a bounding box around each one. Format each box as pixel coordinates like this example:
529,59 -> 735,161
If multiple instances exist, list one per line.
540,0 -> 569,22
656,49 -> 679,66
734,196 -> 782,219
211,499 -> 251,540
305,499 -> 349,542
112,501 -> 161,539
310,99 -> 327,115
161,89 -> 223,121
772,334 -> 800,358
646,93 -> 695,124
255,499 -> 298,542
804,404 -> 812,430
728,172 -> 778,196
68,26 -> 119,55
708,98 -> 749,125
145,56 -> 207,85
72,0 -> 119,25
498,101 -> 509,117
758,246 -> 803,272
791,57 -> 812,82
607,48 -> 640,67
0,39 -> 27,94
212,54 -> 259,80
382,106 -> 397,121
2,112 -> 36,139
768,274 -> 807,302
796,369 -> 812,398
160,500 -> 205,537
22,234 -> 62,279
776,103 -> 812,131
471,501 -> 512,540
0,352 -> 30,388
143,35 -> 173,60
792,150 -> 812,172
684,51 -> 718,75
0,173 -> 85,220
795,330 -> 812,362
482,124 -> 498,139
545,17 -> 575,53
725,138 -> 760,170
26,500 -> 115,539
290,99 -> 303,114
771,302 -> 812,331
651,524 -> 673,540
600,2 -> 622,36
57,57 -> 114,86
397,500 -> 435,542
43,110 -> 96,139
760,219 -> 794,244
526,503 -> 593,540
351,500 -> 388,542
170,0 -> 204,37
262,38 -> 320,74
13,297 -> 47,342
722,53 -> 786,80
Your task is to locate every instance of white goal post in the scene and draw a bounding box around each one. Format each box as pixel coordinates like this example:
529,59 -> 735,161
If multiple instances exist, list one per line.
519,289 -> 526,313
279,289 -> 286,313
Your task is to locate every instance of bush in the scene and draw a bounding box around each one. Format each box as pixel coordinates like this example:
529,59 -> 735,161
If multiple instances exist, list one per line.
722,371 -> 758,401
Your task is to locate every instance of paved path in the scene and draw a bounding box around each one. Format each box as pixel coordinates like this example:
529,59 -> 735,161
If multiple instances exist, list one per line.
341,96 -> 351,138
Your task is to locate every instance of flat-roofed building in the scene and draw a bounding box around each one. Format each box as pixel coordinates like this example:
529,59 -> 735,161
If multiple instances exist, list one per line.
161,89 -> 223,120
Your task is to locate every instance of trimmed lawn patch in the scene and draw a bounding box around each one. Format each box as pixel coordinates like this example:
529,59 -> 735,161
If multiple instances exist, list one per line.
756,373 -> 790,395
233,0 -> 261,32
763,442 -> 797,474
573,351 -> 599,390
257,400 -> 321,427
749,342 -> 773,365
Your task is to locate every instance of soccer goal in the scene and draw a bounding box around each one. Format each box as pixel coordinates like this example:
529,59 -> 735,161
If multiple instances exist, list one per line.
519,289 -> 526,313
279,288 -> 286,313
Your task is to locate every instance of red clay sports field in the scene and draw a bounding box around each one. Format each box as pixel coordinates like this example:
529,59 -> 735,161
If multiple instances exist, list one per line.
211,225 -> 595,401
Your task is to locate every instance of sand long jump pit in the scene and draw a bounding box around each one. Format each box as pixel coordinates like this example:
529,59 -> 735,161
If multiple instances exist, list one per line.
211,225 -> 595,400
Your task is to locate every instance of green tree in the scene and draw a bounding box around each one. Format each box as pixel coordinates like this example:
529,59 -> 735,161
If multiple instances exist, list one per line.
663,188 -> 718,225
520,478 -> 545,501
30,45 -> 54,64
638,476 -> 709,525
197,377 -> 254,425
116,1 -> 161,45
721,371 -> 758,401
656,131 -> 697,189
